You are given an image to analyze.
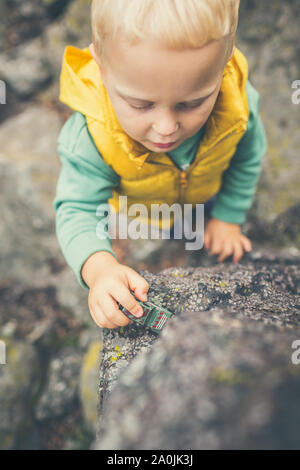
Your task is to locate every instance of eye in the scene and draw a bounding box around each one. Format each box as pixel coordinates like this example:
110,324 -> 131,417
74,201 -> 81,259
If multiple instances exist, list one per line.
129,100 -> 205,111
177,101 -> 204,111
129,103 -> 153,111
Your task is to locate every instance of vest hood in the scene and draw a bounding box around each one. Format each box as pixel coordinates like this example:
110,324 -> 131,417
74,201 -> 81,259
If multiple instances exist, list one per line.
59,45 -> 154,165
59,46 -> 104,122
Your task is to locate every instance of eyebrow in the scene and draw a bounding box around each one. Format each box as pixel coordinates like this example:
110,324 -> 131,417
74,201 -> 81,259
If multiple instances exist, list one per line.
115,86 -> 217,105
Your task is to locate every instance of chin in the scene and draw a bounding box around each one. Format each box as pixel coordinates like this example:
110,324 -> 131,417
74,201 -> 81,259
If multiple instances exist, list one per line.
139,142 -> 154,151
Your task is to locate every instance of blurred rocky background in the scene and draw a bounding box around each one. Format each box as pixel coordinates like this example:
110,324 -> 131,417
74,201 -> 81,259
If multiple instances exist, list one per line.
0,0 -> 299,450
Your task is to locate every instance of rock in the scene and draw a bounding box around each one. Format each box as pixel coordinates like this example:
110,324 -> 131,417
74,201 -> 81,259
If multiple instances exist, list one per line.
35,347 -> 81,421
0,1 -> 6,51
1,322 -> 18,339
0,158 -> 58,284
79,341 -> 103,433
3,0 -> 71,50
237,0 -> 300,223
0,38 -> 53,99
0,0 -> 94,102
0,156 -> 90,328
95,307 -> 300,450
0,338 -> 41,450
93,251 -> 300,449
54,268 -> 92,327
271,204 -> 300,247
43,0 -> 94,71
0,105 -> 63,213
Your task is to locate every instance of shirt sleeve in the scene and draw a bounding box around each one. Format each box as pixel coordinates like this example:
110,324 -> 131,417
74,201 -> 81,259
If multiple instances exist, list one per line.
210,79 -> 268,225
53,111 -> 120,290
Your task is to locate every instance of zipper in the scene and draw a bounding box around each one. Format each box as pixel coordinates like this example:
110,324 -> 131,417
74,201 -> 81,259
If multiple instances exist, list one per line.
179,171 -> 188,205
145,129 -> 238,205
177,129 -> 238,204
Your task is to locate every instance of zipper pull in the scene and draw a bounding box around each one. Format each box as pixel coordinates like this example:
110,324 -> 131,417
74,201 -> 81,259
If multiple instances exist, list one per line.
180,171 -> 188,188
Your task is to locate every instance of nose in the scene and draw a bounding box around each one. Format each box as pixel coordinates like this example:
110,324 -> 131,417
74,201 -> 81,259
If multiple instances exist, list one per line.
152,110 -> 179,138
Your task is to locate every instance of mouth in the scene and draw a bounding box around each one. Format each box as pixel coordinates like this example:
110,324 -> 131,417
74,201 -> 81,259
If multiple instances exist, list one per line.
152,141 -> 177,149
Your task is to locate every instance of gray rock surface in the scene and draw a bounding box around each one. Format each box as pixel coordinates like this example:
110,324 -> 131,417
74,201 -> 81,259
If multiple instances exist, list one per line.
0,339 -> 41,450
0,1 -> 6,51
35,347 -> 81,421
0,105 -> 62,213
0,156 -> 93,448
79,340 -> 103,433
0,0 -> 92,100
94,251 -> 300,449
0,38 -> 54,99
1,0 -> 72,50
0,156 -> 56,284
237,0 -> 300,224
0,157 -> 91,325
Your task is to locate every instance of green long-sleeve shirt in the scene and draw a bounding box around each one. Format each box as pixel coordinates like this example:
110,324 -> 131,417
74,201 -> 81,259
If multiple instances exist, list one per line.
53,79 -> 267,289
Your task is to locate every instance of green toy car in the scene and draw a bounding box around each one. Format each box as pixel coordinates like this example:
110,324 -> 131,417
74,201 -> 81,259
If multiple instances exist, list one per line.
118,296 -> 174,334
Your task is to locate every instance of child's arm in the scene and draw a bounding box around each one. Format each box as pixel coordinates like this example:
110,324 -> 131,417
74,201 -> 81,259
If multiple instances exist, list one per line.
204,80 -> 268,263
53,112 -> 149,327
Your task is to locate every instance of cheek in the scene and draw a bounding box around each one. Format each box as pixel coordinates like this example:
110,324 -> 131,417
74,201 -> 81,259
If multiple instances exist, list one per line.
111,101 -> 137,126
114,105 -> 149,137
201,95 -> 217,116
193,96 -> 218,123
183,99 -> 217,135
187,104 -> 212,128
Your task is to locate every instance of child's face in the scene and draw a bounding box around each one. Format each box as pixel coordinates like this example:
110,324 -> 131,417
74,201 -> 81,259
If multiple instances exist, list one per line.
90,37 -> 233,153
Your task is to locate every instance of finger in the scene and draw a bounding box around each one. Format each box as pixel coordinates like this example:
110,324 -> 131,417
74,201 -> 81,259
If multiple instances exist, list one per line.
134,283 -> 150,302
99,293 -> 133,327
232,241 -> 244,264
241,235 -> 252,252
204,229 -> 211,251
209,240 -> 222,256
123,267 -> 150,305
217,243 -> 233,263
89,300 -> 120,329
110,280 -> 145,319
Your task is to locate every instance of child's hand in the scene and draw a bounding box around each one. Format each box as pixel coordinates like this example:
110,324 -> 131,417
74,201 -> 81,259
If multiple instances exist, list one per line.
204,217 -> 252,264
81,251 -> 149,329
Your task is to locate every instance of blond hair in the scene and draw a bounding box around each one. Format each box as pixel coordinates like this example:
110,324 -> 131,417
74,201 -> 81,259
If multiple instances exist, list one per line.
91,0 -> 240,63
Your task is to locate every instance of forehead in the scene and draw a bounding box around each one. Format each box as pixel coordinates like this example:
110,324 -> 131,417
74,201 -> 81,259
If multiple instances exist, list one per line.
102,37 -> 227,101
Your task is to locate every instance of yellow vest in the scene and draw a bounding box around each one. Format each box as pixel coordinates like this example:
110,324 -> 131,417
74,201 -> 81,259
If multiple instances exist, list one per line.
59,46 -> 249,229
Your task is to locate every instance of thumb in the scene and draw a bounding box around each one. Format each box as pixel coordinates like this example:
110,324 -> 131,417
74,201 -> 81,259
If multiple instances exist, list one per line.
126,267 -> 149,302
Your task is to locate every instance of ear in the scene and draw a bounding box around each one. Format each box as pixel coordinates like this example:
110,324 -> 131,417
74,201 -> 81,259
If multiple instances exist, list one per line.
228,45 -> 235,62
89,43 -> 103,72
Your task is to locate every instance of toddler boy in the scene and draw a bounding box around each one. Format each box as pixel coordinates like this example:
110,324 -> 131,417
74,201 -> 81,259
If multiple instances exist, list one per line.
53,0 -> 267,329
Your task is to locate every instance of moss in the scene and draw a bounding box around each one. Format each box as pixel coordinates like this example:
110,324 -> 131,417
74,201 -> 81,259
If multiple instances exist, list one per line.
210,367 -> 254,386
82,341 -> 102,375
0,433 -> 14,450
80,341 -> 102,432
